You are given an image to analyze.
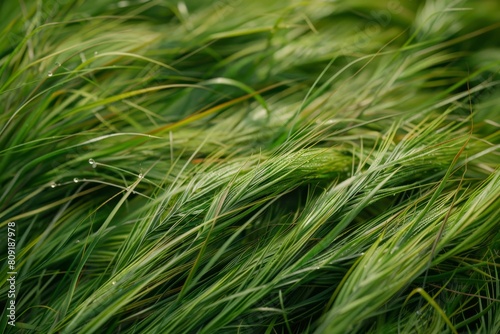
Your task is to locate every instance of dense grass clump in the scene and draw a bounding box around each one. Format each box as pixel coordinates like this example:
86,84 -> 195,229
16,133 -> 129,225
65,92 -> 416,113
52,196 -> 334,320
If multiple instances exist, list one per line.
1,0 -> 499,333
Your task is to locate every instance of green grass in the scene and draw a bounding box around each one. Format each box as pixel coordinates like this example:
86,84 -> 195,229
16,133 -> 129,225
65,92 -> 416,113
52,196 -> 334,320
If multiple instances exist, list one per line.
1,0 -> 499,333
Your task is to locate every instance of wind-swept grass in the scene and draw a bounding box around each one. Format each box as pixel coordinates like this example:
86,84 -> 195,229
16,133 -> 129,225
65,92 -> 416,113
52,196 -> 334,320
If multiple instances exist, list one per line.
1,0 -> 499,333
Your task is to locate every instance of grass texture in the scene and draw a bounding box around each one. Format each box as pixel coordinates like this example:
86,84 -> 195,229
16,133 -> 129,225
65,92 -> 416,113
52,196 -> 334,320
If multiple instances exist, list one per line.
1,0 -> 499,333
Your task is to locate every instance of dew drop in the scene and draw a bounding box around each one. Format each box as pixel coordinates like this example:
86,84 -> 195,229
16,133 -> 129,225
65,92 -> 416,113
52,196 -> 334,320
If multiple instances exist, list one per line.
73,178 -> 79,183
48,71 -> 53,77
112,281 -> 116,285
94,51 -> 99,55
76,239 -> 80,243
138,173 -> 143,179
55,62 -> 61,67
50,182 -> 57,188
89,158 -> 97,168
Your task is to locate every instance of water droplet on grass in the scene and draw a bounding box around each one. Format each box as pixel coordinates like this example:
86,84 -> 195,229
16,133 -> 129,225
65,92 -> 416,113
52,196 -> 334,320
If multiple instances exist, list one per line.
50,182 -> 57,188
89,159 -> 97,168
73,178 -> 79,183
76,240 -> 80,243
112,281 -> 116,285
138,173 -> 143,179
48,71 -> 53,77
94,51 -> 99,55
55,62 -> 61,67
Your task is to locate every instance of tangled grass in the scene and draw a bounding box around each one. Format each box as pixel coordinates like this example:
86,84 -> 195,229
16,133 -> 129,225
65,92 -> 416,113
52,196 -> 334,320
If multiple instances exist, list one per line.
1,0 -> 499,333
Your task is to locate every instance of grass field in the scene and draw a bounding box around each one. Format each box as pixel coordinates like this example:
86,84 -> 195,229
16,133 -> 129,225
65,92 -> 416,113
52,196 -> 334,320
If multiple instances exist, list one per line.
1,0 -> 499,333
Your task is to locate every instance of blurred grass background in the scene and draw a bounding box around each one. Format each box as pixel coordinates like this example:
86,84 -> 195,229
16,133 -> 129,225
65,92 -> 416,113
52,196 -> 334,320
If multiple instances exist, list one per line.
0,0 -> 499,333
